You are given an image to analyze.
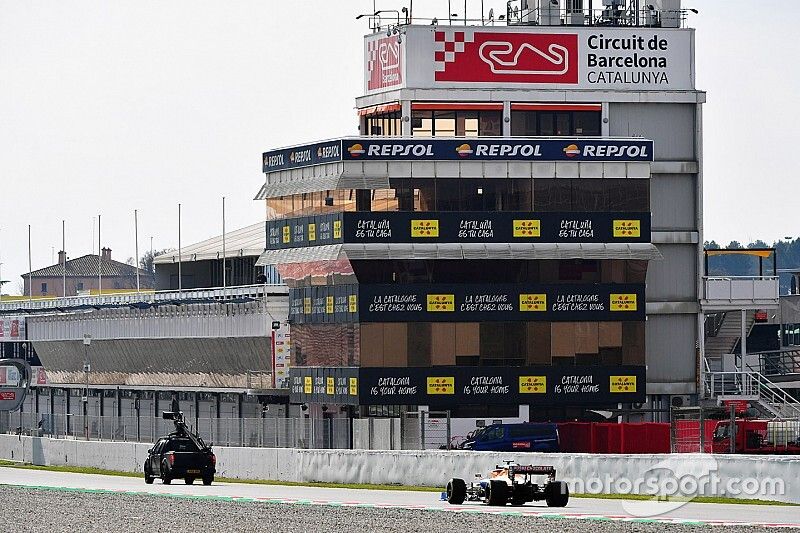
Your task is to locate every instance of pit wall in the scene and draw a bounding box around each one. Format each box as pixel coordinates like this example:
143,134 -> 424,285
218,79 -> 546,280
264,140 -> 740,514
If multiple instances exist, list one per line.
1,434 -> 798,504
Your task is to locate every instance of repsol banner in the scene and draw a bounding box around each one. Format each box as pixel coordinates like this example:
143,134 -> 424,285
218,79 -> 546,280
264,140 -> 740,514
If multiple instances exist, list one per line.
263,137 -> 654,171
290,365 -> 645,406
266,211 -> 651,249
290,366 -> 360,406
289,283 -> 645,324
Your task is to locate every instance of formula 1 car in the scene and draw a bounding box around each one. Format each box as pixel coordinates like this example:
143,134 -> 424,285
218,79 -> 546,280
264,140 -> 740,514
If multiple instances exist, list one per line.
444,461 -> 569,507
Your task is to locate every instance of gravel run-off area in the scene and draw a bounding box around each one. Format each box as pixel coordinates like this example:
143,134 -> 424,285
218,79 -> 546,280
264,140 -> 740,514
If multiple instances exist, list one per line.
0,485 -> 796,533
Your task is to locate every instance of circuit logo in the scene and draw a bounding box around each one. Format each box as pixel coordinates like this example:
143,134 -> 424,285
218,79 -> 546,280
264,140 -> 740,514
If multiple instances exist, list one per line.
563,144 -> 580,157
456,143 -> 473,157
347,144 -> 366,157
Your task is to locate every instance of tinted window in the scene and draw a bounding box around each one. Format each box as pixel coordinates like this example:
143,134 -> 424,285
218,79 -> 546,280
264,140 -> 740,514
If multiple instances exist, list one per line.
508,425 -> 554,438
166,438 -> 199,453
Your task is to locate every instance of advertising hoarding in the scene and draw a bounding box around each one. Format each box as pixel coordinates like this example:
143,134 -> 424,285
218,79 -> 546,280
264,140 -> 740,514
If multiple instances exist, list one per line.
365,26 -> 694,93
289,283 -> 645,324
0,317 -> 25,340
263,137 -> 654,172
266,212 -> 651,250
290,365 -> 645,406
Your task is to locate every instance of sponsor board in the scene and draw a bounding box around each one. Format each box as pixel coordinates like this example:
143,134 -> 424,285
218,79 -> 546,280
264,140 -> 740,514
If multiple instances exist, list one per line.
0,317 -> 25,339
357,365 -> 645,406
290,366 -> 645,405
262,137 -> 654,172
399,26 -> 694,90
266,212 -> 651,250
272,327 -> 292,389
366,34 -> 404,92
289,283 -> 645,323
290,367 -> 361,405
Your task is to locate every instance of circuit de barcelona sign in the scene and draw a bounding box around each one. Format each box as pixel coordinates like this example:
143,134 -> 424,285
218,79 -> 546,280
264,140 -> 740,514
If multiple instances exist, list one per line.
262,137 -> 654,172
290,365 -> 645,406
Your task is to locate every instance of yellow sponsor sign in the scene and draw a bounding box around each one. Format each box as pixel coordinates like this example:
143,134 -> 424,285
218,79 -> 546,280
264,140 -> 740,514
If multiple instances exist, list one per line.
411,219 -> 439,238
349,377 -> 358,395
303,376 -> 312,394
513,219 -> 541,238
303,297 -> 312,315
326,376 -> 335,395
308,223 -> 316,242
519,294 -> 547,312
333,219 -> 342,239
325,296 -> 334,314
519,376 -> 547,394
610,375 -> 637,393
427,294 -> 455,312
282,226 -> 291,244
613,219 -> 641,238
610,293 -> 637,311
427,377 -> 455,395
348,294 -> 358,313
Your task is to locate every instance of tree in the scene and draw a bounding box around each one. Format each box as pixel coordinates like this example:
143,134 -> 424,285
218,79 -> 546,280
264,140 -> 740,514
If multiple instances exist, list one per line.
727,241 -> 743,249
703,240 -> 720,250
139,248 -> 174,274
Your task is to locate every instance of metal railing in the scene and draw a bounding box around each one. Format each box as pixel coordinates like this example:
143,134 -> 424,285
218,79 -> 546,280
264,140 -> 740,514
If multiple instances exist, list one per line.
505,1 -> 691,28
704,370 -> 800,419
0,283 -> 287,314
2,413 -> 351,449
703,276 -> 780,303
704,312 -> 727,338
246,371 -> 274,390
755,349 -> 800,377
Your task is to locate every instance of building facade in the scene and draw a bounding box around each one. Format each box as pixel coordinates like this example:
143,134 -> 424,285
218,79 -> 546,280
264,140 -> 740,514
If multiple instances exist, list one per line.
258,3 -> 705,420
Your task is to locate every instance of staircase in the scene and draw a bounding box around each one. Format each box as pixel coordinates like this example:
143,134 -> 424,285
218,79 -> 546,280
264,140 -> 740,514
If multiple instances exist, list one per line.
704,369 -> 800,419
704,311 -> 756,371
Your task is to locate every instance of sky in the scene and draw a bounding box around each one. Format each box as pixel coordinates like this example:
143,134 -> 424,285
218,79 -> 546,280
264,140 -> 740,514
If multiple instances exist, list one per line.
0,1 -> 798,293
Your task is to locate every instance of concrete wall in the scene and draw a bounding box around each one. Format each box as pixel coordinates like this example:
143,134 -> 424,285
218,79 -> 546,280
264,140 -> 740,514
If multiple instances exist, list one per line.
1,434 -> 798,504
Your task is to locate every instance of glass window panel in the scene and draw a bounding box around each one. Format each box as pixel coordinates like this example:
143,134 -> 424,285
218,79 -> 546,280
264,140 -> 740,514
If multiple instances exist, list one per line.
555,113 -> 570,136
412,111 -> 433,137
539,113 -> 554,136
435,179 -> 460,211
572,180 -> 606,212
414,179 -> 436,211
433,111 -> 456,136
534,179 -> 571,211
573,111 -> 601,136
479,111 -> 503,136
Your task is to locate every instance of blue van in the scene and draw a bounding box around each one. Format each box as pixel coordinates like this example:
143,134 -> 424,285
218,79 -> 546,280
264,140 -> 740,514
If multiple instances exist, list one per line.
459,423 -> 560,452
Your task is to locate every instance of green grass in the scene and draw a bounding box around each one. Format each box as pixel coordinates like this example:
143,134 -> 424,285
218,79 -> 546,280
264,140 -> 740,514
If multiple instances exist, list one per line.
0,461 -> 795,506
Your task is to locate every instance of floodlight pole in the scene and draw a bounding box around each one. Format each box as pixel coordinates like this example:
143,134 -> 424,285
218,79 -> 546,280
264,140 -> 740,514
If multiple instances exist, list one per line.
83,334 -> 91,440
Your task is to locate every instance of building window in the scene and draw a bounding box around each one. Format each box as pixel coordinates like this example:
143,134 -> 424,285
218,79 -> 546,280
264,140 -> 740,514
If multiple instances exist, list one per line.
366,112 -> 401,136
40,283 -> 47,294
511,110 -> 601,136
76,282 -> 84,292
412,110 -> 502,137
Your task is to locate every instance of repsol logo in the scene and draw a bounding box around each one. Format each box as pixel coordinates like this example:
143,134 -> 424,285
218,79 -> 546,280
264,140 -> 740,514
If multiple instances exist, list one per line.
367,144 -> 434,157
583,144 -> 649,158
265,154 -> 285,168
474,144 -> 542,157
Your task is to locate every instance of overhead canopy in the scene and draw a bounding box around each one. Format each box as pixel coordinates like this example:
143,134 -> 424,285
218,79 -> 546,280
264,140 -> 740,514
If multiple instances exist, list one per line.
154,222 -> 266,265
256,243 -> 662,266
705,249 -> 774,258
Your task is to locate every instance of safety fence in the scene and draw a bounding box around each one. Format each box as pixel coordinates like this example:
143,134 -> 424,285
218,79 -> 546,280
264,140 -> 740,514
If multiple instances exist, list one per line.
0,411 -> 453,450
0,412 -> 352,449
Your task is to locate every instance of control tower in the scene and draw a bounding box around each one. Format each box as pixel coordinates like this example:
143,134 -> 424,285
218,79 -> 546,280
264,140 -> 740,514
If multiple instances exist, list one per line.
257,0 -> 705,421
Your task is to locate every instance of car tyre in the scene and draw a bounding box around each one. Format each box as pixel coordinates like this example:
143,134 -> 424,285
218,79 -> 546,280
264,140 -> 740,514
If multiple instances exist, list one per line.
487,479 -> 509,506
446,478 -> 467,505
144,461 -> 154,485
202,476 -> 213,486
545,481 -> 569,507
161,460 -> 172,485
185,477 -> 195,485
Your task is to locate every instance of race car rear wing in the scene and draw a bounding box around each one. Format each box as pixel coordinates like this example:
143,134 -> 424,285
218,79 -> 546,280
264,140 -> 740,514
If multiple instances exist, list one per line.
508,465 -> 556,479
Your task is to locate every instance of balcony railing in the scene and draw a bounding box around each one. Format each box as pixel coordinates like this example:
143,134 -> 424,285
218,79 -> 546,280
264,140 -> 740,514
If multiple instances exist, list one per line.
702,276 -> 780,309
0,283 -> 287,314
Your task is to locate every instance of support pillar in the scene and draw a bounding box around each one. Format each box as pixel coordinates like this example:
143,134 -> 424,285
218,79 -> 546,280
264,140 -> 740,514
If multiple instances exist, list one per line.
741,309 -> 747,372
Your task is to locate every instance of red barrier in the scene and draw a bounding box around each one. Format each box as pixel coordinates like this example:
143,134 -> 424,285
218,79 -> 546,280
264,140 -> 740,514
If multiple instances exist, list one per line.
556,422 -> 671,454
